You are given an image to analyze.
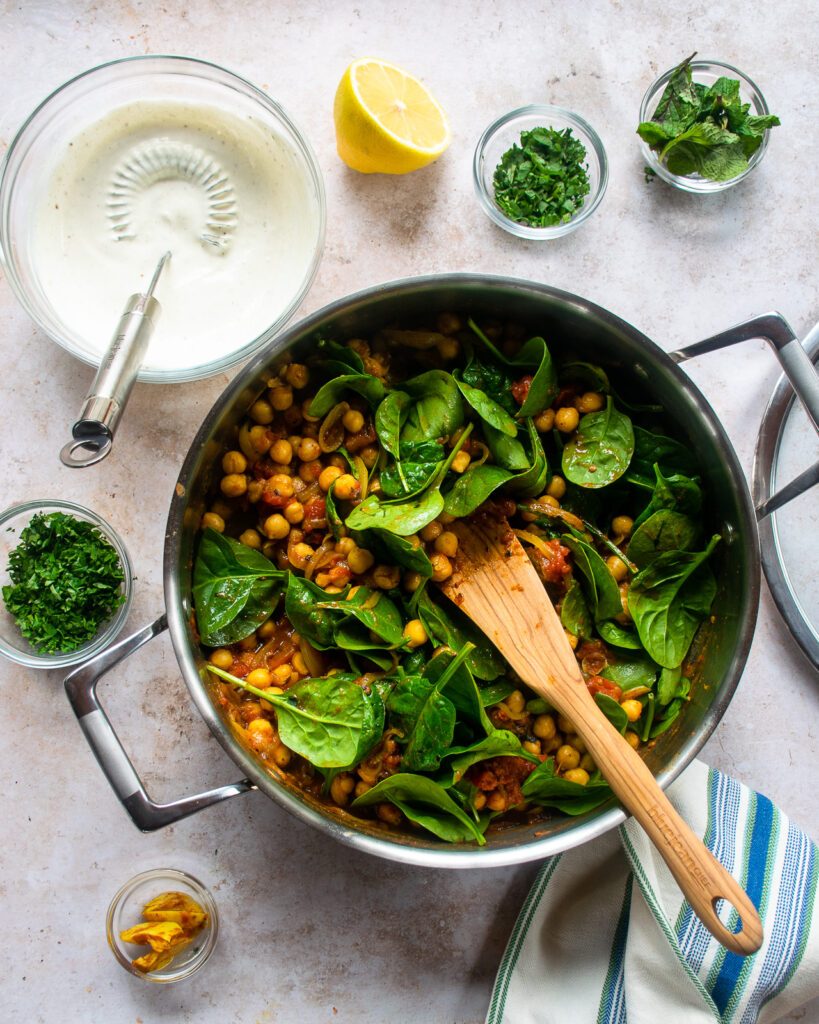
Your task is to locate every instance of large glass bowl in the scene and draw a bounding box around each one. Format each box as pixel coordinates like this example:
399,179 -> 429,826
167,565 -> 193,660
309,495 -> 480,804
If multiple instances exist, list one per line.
473,104 -> 608,239
0,55 -> 326,382
639,59 -> 774,193
0,499 -> 133,669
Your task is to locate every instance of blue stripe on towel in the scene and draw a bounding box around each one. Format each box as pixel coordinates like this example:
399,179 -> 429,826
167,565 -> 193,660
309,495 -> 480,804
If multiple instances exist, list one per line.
597,875 -> 631,1024
710,793 -> 772,1014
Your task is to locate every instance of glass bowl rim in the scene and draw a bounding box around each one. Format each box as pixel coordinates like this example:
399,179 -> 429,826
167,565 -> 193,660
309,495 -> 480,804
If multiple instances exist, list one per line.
0,53 -> 327,383
105,867 -> 218,983
638,57 -> 772,192
0,498 -> 133,669
472,102 -> 609,240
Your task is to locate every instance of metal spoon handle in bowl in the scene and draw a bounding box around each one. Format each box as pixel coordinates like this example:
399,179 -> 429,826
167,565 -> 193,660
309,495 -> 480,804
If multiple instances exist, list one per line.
60,251 -> 171,468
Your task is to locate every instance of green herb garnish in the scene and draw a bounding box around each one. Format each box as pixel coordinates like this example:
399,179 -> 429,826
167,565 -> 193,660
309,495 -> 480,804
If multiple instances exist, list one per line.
637,53 -> 780,182
492,126 -> 591,227
3,512 -> 125,653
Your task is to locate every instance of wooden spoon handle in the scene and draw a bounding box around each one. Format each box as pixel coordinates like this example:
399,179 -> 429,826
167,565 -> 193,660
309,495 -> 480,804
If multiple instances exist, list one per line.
548,685 -> 763,956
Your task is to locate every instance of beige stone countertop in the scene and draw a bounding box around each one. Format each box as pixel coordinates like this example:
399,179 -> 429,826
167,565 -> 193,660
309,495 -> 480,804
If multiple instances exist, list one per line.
1,2 -> 817,1022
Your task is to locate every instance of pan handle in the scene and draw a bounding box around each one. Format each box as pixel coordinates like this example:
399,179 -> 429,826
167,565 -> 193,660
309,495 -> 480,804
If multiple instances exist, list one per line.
64,615 -> 255,832
669,312 -> 819,517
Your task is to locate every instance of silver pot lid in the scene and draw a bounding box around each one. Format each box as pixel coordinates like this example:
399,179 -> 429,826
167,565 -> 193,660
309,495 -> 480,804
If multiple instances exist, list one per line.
754,323 -> 819,671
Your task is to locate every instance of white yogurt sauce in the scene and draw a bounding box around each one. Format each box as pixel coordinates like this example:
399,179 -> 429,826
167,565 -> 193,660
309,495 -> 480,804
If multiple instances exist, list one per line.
30,100 -> 320,373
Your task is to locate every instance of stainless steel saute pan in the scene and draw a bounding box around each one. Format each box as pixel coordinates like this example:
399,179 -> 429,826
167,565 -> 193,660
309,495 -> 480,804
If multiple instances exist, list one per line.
64,275 -> 819,868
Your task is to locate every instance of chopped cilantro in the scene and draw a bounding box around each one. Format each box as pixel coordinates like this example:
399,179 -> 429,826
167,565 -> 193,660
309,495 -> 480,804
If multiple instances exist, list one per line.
492,126 -> 591,228
3,512 -> 125,653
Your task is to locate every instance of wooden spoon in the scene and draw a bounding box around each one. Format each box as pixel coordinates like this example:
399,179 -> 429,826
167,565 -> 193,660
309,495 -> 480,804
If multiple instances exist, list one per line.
439,515 -> 763,956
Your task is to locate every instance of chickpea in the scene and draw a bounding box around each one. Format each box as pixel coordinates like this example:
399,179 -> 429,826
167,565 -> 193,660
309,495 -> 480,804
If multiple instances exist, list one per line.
373,564 -> 401,590
359,445 -> 379,468
556,745 -> 581,771
239,634 -> 257,651
270,439 -> 293,465
298,461 -> 322,483
283,500 -> 305,524
209,649 -> 233,670
272,664 -> 292,685
247,480 -> 265,503
533,714 -> 557,740
576,391 -> 605,413
565,630 -> 579,650
289,542 -> 314,570
625,731 -> 641,750
506,690 -> 526,714
557,714 -> 575,733
580,753 -> 596,773
523,739 -> 542,756
246,668 -> 273,688
239,529 -> 262,549
210,500 -> 233,521
434,531 -> 459,557
271,743 -> 291,768
451,451 -> 471,474
547,475 -> 567,500
249,399 -> 275,425
342,409 -> 365,433
620,699 -> 643,723
319,466 -> 343,492
487,791 -> 507,812
430,552 -> 453,582
267,475 -> 295,503
567,734 -> 587,754
330,773 -> 355,806
537,494 -> 560,509
436,311 -> 462,335
269,385 -> 293,411
333,473 -> 360,500
354,780 -> 372,798
298,437 -> 321,462
335,537 -> 356,556
420,522 -> 443,542
473,791 -> 487,811
263,514 -> 290,540
437,336 -> 460,360
347,547 -> 375,574
438,511 -> 456,525
284,363 -> 309,389
376,803 -> 403,827
607,555 -> 629,582
403,570 -> 423,593
248,424 -> 273,454
247,718 -> 275,748
563,768 -> 590,786
403,619 -> 428,648
534,408 -> 555,432
292,652 -> 308,675
555,407 -> 580,433
612,515 -> 634,537
220,473 -> 247,498
201,512 -> 225,533
222,450 -> 247,475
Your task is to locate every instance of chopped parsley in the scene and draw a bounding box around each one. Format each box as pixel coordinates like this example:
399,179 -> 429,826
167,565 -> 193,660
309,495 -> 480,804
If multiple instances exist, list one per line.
637,53 -> 781,182
3,512 -> 125,653
492,126 -> 591,228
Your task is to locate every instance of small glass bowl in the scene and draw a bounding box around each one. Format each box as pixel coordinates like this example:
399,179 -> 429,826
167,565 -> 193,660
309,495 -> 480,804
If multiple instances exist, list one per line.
107,869 -> 218,983
473,104 -> 608,239
0,499 -> 133,669
639,59 -> 773,193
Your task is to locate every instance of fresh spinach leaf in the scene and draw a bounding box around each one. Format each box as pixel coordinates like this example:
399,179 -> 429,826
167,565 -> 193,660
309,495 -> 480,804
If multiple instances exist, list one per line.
633,465 -> 702,531
415,589 -> 505,681
313,337 -> 365,374
628,535 -> 720,668
208,666 -> 384,769
562,398 -> 634,488
325,483 -> 344,541
461,357 -> 516,415
561,534 -> 622,621
628,509 -> 699,568
379,440 -> 444,499
467,320 -> 558,415
443,463 -> 514,516
454,373 -> 519,437
594,692 -> 629,734
629,425 -> 699,482
504,419 -> 549,496
484,421 -> 531,471
438,730 -> 528,787
345,485 -> 445,536
560,361 -> 611,394
367,529 -> 433,577
422,646 -> 493,737
387,673 -> 457,771
477,679 -> 517,706
285,577 -> 405,652
375,390 -> 410,460
600,652 -> 658,691
352,773 -> 486,845
521,757 -> 612,815
401,370 -> 464,442
193,529 -> 285,646
597,619 -> 643,650
308,373 -> 386,418
560,578 -> 593,640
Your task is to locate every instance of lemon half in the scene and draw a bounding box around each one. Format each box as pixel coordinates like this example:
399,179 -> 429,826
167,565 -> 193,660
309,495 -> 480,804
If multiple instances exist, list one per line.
333,58 -> 451,174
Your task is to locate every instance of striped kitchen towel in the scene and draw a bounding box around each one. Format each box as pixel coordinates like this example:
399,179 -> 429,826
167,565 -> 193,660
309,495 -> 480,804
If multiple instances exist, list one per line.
486,761 -> 818,1024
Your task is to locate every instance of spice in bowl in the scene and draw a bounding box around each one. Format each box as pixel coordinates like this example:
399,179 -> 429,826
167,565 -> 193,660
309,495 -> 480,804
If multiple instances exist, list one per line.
637,53 -> 780,186
2,510 -> 125,654
493,126 -> 591,228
